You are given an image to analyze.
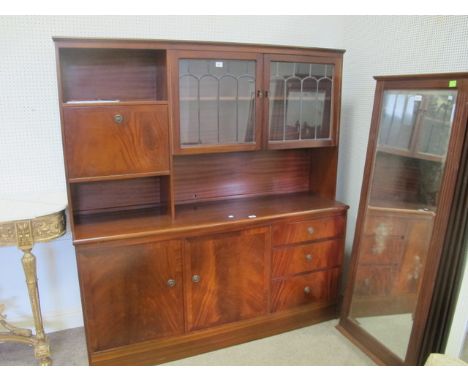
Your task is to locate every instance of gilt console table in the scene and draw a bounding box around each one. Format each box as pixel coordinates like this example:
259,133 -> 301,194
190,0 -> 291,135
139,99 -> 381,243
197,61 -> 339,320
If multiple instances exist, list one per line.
0,192 -> 66,365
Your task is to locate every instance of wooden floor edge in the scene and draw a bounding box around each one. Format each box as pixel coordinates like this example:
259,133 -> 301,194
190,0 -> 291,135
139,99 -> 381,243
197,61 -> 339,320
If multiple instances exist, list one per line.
90,305 -> 338,366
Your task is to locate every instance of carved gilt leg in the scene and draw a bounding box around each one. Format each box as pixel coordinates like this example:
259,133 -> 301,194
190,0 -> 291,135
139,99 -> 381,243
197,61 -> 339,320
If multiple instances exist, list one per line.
21,248 -> 52,366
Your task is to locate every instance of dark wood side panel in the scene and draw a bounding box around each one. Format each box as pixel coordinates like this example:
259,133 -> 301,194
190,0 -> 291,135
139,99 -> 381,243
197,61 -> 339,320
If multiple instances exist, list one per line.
71,176 -> 163,214
173,150 -> 311,203
184,227 -> 270,331
64,104 -> 170,179
77,240 -> 185,353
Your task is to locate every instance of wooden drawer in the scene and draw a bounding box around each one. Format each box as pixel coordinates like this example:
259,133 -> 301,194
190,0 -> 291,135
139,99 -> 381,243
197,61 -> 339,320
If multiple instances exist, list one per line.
64,104 -> 170,179
353,265 -> 395,297
271,268 -> 340,312
358,234 -> 405,265
272,239 -> 342,278
272,214 -> 345,246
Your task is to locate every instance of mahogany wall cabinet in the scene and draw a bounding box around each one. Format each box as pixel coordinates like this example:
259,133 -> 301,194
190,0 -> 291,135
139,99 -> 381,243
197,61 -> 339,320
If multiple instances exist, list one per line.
54,38 -> 347,365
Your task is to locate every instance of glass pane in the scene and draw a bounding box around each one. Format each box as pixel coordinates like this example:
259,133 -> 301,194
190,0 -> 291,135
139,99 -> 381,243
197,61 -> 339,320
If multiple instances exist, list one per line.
268,61 -> 334,142
348,89 -> 458,360
179,59 -> 256,146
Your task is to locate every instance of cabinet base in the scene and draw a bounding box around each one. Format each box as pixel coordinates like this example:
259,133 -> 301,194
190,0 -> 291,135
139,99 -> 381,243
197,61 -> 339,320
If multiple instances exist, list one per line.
88,303 -> 338,366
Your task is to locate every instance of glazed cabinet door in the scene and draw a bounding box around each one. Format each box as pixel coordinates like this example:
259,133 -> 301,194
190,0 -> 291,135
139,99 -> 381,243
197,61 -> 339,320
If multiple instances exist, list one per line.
170,50 -> 263,154
77,240 -> 184,352
264,54 -> 341,149
184,227 -> 270,331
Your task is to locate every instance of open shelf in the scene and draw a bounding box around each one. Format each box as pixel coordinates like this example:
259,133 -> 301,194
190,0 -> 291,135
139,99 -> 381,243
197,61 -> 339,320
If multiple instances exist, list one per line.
60,48 -> 167,102
63,100 -> 168,108
71,175 -> 171,217
68,171 -> 171,184
72,192 -> 348,244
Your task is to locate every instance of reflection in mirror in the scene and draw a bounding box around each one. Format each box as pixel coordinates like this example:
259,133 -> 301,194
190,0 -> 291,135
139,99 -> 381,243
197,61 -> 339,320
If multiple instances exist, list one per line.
348,89 -> 457,360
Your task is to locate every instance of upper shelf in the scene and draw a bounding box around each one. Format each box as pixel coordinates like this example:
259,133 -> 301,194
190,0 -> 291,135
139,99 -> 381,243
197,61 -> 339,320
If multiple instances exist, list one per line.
72,192 -> 348,245
59,48 -> 167,103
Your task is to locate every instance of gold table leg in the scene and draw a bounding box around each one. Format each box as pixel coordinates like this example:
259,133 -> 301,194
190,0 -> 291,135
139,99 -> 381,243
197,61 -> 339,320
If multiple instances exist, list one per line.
21,248 -> 52,366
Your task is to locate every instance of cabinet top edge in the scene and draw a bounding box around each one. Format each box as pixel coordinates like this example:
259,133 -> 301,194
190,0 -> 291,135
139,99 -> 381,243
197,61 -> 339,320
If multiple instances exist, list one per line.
374,72 -> 468,81
52,36 -> 346,55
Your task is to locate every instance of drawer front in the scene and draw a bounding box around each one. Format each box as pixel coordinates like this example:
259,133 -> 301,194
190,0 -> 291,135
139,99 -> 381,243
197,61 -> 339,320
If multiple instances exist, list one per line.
272,214 -> 345,246
353,265 -> 395,297
358,234 -> 405,265
272,239 -> 342,278
271,268 -> 340,312
64,104 -> 170,178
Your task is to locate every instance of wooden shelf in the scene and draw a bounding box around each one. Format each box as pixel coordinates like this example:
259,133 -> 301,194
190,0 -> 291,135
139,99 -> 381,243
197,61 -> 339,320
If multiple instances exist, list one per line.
73,192 -> 348,244
68,171 -> 171,184
63,100 -> 168,108
378,145 -> 444,162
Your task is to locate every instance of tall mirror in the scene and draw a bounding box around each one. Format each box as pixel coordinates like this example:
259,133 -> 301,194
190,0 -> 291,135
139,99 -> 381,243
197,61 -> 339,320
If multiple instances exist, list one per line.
338,74 -> 468,365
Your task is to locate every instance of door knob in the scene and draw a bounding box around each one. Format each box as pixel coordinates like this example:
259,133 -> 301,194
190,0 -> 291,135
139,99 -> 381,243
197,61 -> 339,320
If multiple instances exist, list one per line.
305,254 -> 313,262
192,274 -> 201,283
167,279 -> 176,288
113,114 -> 124,124
304,286 -> 311,294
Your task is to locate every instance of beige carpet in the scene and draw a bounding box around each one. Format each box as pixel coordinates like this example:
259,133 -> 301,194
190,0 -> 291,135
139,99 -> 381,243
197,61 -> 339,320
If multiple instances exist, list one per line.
0,319 -> 375,366
355,313 -> 413,360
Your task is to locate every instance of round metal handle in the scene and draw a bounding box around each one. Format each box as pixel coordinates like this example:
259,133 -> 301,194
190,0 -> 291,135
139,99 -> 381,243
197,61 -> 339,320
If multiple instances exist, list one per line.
304,286 -> 311,294
192,274 -> 201,283
167,279 -> 176,288
307,226 -> 315,235
113,114 -> 124,124
305,253 -> 313,262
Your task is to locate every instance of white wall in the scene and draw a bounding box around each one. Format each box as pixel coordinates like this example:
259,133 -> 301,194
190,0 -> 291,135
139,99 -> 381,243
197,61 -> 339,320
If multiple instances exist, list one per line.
1,15 -> 467,333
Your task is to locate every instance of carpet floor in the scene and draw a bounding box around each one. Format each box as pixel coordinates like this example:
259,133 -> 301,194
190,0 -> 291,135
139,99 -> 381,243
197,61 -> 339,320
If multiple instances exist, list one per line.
0,319 -> 375,366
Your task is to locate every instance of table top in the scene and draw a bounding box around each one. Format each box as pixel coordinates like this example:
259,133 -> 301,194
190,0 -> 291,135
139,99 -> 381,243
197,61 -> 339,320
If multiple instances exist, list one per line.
0,192 -> 67,223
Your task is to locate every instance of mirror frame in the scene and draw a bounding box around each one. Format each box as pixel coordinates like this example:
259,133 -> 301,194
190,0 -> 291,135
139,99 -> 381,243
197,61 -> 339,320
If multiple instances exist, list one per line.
337,73 -> 468,365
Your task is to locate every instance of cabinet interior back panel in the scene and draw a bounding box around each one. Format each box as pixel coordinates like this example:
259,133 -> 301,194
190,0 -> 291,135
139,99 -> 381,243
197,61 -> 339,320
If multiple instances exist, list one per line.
173,150 -> 311,203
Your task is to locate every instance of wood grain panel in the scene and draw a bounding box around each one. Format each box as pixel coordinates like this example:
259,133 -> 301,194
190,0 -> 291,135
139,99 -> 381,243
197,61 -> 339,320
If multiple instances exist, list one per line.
271,268 -> 340,312
184,227 -> 269,331
77,240 -> 184,352
272,239 -> 342,278
272,214 -> 345,246
71,176 -> 162,213
173,150 -> 311,203
60,48 -> 166,102
64,104 -> 170,179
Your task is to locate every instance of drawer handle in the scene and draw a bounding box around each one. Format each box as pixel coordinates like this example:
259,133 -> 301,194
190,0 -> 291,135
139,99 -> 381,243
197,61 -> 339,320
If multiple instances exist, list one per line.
307,226 -> 315,235
304,286 -> 311,294
167,279 -> 176,288
192,274 -> 201,283
305,253 -> 313,262
113,114 -> 124,124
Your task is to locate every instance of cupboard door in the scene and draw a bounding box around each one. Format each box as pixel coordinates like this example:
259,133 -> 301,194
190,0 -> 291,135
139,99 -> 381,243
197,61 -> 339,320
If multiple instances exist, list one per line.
184,227 -> 270,331
64,104 -> 170,179
171,50 -> 263,154
77,240 -> 184,352
265,54 -> 341,149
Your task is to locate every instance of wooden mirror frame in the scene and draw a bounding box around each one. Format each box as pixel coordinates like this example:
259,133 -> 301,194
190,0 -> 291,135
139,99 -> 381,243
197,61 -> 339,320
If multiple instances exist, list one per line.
337,73 -> 468,365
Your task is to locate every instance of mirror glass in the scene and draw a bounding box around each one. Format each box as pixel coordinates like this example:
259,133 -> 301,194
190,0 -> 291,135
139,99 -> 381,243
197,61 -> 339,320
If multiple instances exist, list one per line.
348,89 -> 457,359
